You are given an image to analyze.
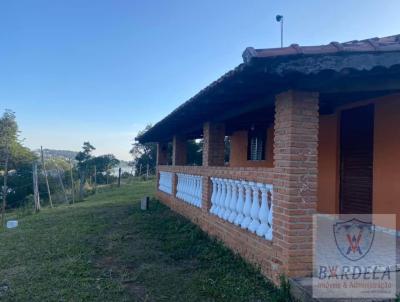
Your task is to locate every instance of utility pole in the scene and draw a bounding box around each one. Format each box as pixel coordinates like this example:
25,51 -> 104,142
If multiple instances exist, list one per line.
32,162 -> 41,212
40,146 -> 53,208
276,15 -> 284,48
118,167 -> 121,187
69,160 -> 75,204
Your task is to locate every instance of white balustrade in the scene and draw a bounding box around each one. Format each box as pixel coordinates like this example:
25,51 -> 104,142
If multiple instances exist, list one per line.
222,180 -> 233,220
209,177 -> 274,241
176,173 -> 203,208
240,182 -> 253,230
158,171 -> 173,194
210,177 -> 218,214
233,181 -> 245,226
227,180 -> 239,223
256,184 -> 273,240
217,179 -> 227,218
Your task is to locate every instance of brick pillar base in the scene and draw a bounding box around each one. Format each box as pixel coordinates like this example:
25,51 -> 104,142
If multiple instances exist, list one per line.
201,122 -> 225,211
273,90 -> 319,278
172,173 -> 178,198
201,176 -> 211,212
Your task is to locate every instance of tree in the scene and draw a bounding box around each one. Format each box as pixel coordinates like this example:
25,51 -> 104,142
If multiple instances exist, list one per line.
75,142 -> 95,169
0,110 -> 19,225
45,157 -> 70,171
6,143 -> 36,209
186,140 -> 202,166
131,126 -> 204,175
75,142 -> 95,200
89,154 -> 120,185
131,125 -> 157,176
89,154 -> 119,173
0,111 -> 38,215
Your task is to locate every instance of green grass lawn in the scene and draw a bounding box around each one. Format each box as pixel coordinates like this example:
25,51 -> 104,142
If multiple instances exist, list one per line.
0,181 -> 292,301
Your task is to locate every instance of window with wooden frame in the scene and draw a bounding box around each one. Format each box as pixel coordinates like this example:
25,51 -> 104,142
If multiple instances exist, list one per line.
247,127 -> 266,161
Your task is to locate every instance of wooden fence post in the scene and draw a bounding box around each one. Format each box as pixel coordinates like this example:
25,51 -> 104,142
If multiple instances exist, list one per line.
32,162 -> 40,211
40,146 -> 53,208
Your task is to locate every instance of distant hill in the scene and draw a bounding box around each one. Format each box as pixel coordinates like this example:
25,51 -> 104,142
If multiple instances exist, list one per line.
34,149 -> 78,161
34,149 -> 132,172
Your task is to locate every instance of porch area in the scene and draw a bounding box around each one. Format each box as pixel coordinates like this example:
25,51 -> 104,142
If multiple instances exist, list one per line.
151,90 -> 319,283
137,36 -> 400,285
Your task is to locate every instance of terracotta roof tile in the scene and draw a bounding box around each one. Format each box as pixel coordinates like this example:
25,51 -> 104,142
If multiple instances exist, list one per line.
243,34 -> 400,63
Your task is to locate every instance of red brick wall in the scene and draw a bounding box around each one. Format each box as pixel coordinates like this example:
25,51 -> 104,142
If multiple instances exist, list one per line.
156,190 -> 281,279
202,122 -> 225,167
273,91 -> 319,278
155,165 -> 281,282
156,90 -> 319,284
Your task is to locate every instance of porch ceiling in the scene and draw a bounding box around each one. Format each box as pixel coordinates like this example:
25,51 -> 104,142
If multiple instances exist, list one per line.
138,35 -> 400,143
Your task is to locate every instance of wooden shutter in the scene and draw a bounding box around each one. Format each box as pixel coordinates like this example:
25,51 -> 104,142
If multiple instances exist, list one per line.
340,105 -> 374,214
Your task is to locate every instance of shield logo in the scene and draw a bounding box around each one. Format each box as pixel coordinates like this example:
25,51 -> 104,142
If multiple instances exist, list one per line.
333,218 -> 375,261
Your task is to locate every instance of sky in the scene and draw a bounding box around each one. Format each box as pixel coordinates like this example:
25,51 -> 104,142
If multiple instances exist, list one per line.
0,0 -> 399,161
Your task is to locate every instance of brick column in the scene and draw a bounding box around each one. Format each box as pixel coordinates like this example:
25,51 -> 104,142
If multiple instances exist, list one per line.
201,122 -> 225,212
157,142 -> 168,166
172,135 -> 187,166
201,177 -> 211,212
202,122 -> 225,167
273,90 -> 319,279
172,173 -> 178,198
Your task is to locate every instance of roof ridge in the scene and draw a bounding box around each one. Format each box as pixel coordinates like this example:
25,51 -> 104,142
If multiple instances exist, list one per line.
244,34 -> 400,62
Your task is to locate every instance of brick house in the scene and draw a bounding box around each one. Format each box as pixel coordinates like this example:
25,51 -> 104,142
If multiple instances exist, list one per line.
137,35 -> 400,283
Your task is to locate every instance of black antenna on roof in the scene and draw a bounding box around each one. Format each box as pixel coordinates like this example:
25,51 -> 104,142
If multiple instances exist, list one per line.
276,15 -> 284,48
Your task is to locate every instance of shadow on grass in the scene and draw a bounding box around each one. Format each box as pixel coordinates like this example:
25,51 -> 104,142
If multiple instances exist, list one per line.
98,195 -> 294,301
0,181 -> 294,302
